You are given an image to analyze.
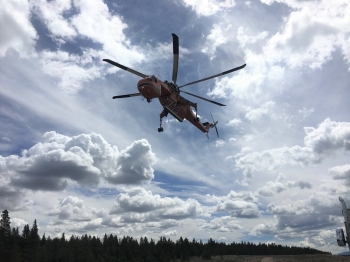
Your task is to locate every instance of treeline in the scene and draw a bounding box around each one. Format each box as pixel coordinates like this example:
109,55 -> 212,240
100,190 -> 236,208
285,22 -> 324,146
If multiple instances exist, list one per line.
0,210 -> 330,261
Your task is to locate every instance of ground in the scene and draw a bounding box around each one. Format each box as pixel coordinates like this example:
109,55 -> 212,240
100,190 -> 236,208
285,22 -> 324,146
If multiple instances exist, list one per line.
184,254 -> 350,262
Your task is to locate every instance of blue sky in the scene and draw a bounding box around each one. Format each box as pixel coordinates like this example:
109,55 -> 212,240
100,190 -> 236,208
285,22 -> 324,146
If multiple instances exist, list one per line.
1,0 -> 350,254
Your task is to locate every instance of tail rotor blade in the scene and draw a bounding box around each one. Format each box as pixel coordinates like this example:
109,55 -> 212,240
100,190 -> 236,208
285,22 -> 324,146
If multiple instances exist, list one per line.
103,59 -> 147,78
171,33 -> 179,84
210,112 -> 219,138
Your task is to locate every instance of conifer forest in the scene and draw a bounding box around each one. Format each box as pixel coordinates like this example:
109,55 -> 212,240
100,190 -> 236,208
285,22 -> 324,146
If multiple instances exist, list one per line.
0,210 -> 330,262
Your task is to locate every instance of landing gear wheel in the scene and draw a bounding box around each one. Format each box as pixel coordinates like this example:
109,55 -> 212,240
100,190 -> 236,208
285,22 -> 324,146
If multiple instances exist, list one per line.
158,127 -> 164,132
194,117 -> 200,122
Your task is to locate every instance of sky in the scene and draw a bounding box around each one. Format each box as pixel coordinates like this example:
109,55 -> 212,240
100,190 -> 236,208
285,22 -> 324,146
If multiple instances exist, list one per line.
0,0 -> 349,254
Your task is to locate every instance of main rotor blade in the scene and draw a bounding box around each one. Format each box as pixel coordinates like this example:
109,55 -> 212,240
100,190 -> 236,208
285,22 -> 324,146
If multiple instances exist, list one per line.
171,33 -> 179,84
181,91 -> 225,106
179,64 -> 246,88
103,59 -> 147,78
113,93 -> 141,99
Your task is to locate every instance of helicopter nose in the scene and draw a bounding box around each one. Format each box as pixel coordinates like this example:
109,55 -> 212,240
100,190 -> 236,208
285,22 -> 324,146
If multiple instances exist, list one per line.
137,79 -> 160,98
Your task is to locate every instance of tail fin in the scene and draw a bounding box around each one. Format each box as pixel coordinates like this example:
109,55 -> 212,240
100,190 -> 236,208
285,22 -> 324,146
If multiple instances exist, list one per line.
210,113 -> 219,138
204,113 -> 219,139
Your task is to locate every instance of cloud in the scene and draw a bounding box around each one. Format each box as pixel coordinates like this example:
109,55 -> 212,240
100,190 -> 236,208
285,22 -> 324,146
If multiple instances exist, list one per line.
298,107 -> 314,121
32,0 -> 76,38
145,220 -> 182,231
258,181 -> 286,196
252,193 -> 341,237
207,190 -> 260,218
110,187 -> 180,214
329,164 -> 350,186
287,180 -> 312,189
0,0 -> 38,57
0,185 -> 33,211
66,218 -> 103,233
258,174 -> 312,196
0,132 -> 156,191
15,0 -> 146,93
250,193 -> 342,248
207,45 -> 267,99
237,27 -> 268,48
46,196 -> 107,224
299,229 -> 340,250
11,218 -> 28,229
110,187 -> 202,222
201,24 -> 231,59
215,140 -> 225,147
163,230 -> 177,237
183,0 -> 235,16
39,50 -> 102,93
251,222 -> 276,236
235,118 -> 350,182
245,101 -> 275,122
200,216 -> 242,232
262,1 -> 350,69
235,145 -> 318,183
227,118 -> 242,127
104,140 -> 156,185
304,118 -> 350,154
208,0 -> 350,102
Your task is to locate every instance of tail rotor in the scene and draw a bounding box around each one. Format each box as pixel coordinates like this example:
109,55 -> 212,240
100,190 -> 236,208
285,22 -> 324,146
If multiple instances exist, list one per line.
210,112 -> 219,138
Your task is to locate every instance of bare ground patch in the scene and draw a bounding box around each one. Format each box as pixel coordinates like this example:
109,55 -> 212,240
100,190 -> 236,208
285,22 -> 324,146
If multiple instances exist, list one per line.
185,254 -> 350,262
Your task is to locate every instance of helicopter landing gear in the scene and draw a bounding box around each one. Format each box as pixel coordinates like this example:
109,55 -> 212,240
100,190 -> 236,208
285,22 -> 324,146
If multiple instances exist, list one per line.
147,98 -> 151,103
194,117 -> 200,122
158,109 -> 168,133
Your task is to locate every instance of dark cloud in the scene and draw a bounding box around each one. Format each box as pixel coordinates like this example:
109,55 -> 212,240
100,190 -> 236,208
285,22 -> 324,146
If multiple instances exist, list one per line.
329,164 -> 350,186
0,132 -> 156,191
0,186 -> 32,211
276,213 -> 337,231
253,193 -> 342,238
145,220 -> 182,230
11,176 -> 68,191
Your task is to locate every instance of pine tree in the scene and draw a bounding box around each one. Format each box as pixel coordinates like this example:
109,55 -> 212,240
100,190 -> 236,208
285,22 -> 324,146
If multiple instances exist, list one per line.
0,210 -> 12,262
0,210 -> 11,237
30,219 -> 39,242
11,227 -> 21,262
29,219 -> 40,261
22,224 -> 30,239
21,224 -> 31,262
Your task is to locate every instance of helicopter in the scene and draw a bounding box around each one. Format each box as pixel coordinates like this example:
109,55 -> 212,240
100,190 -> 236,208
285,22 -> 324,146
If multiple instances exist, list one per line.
103,33 -> 246,138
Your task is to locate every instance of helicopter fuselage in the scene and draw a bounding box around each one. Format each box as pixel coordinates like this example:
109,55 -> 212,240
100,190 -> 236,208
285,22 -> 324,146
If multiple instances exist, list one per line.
137,76 -> 210,133
104,33 -> 245,137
